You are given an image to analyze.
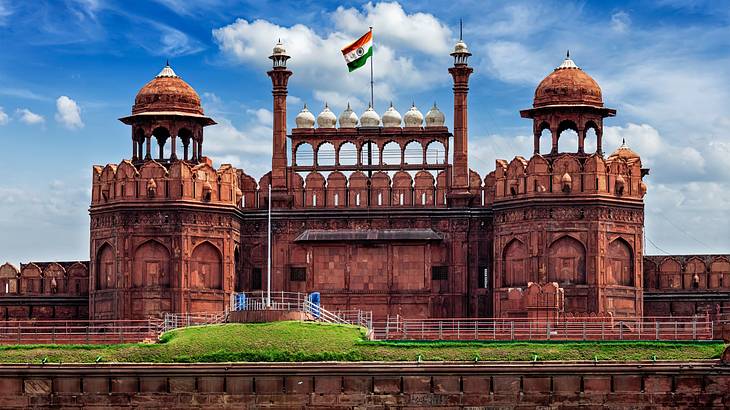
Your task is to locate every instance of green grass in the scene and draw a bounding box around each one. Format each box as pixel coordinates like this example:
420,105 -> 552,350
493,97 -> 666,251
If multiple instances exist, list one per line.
0,321 -> 724,364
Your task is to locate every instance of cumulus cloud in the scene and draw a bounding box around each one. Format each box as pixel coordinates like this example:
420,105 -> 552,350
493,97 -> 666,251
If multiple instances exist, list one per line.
55,96 -> 84,129
212,3 -> 453,110
16,108 -> 44,125
610,11 -> 631,33
0,107 -> 8,125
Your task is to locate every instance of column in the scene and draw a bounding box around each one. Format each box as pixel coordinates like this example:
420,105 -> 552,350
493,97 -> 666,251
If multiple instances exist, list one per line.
145,136 -> 152,160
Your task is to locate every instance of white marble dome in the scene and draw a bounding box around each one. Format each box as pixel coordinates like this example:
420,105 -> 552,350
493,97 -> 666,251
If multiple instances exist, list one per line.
425,103 -> 445,127
453,39 -> 469,54
338,103 -> 358,128
382,103 -> 402,127
316,103 -> 337,128
403,103 -> 423,127
295,104 -> 315,129
359,104 -> 381,127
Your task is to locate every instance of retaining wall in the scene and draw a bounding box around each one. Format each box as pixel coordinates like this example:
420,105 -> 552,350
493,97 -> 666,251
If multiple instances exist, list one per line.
0,361 -> 729,408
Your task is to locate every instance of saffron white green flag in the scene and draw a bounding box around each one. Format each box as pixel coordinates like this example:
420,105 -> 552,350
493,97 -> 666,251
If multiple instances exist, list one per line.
341,30 -> 373,72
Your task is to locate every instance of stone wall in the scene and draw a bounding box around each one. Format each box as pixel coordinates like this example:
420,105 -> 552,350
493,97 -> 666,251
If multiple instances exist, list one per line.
0,362 -> 727,408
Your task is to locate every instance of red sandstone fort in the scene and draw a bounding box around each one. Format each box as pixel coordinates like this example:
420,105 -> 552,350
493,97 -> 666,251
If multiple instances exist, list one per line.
0,39 -> 728,322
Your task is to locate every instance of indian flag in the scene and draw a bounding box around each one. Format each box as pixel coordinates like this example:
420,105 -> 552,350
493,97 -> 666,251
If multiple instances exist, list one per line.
341,30 -> 373,72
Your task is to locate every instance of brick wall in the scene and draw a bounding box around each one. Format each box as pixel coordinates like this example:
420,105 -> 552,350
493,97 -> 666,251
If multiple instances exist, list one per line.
0,361 -> 727,408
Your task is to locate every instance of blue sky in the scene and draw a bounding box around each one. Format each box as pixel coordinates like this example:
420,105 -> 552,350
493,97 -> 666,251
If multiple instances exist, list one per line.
0,0 -> 728,262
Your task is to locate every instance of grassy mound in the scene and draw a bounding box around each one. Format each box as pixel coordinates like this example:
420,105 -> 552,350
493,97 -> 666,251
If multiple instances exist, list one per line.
0,321 -> 724,364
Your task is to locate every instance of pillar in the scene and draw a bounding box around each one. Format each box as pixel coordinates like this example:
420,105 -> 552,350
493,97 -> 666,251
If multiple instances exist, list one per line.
550,126 -> 559,154
578,127 -> 585,154
145,136 -> 152,160
171,134 -> 177,160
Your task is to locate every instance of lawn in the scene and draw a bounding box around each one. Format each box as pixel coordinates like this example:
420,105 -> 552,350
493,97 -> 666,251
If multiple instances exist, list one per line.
0,321 -> 724,364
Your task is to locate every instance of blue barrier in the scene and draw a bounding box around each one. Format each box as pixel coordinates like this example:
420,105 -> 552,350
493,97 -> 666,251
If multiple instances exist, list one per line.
308,292 -> 321,319
235,292 -> 246,311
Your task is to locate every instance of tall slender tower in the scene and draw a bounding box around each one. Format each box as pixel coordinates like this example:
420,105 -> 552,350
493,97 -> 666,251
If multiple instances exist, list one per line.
447,34 -> 474,206
267,40 -> 293,207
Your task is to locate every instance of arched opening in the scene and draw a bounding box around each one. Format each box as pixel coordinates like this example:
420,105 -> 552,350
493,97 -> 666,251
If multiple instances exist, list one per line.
178,128 -> 193,161
191,242 -> 223,290
152,127 -> 170,160
338,142 -> 357,166
584,122 -> 599,153
607,238 -> 633,286
539,128 -> 552,155
234,245 -> 243,292
96,243 -> 115,290
503,239 -> 528,287
403,141 -> 423,164
426,141 -> 446,164
360,141 -> 380,166
317,142 -> 336,167
558,129 -> 579,153
547,236 -> 586,285
295,143 -> 314,167
659,259 -> 681,289
133,240 -> 171,288
382,141 -> 401,165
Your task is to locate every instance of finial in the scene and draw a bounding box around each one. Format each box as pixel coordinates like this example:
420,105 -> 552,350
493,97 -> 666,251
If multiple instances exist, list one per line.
412,100 -> 415,107
346,102 -> 351,109
459,19 -> 463,40
389,101 -> 393,108
303,103 -> 308,109
166,59 -> 169,66
325,101 -> 329,109
566,49 -> 570,59
622,138 -> 626,145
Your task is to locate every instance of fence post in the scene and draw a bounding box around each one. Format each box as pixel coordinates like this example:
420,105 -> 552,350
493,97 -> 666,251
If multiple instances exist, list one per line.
655,322 -> 660,340
421,321 -> 425,340
619,321 -> 623,340
404,321 -> 408,340
439,321 -> 443,340
674,322 -> 678,340
457,321 -> 460,340
583,322 -> 587,341
510,321 -> 514,341
474,321 -> 478,340
493,320 -> 496,341
601,321 -> 605,340
692,319 -> 696,340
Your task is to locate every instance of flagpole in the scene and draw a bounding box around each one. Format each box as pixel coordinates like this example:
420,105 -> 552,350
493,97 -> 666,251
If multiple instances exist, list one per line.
369,26 -> 374,109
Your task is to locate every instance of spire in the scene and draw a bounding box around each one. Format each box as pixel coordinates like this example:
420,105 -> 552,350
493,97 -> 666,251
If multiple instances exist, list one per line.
566,49 -> 570,59
459,18 -> 463,40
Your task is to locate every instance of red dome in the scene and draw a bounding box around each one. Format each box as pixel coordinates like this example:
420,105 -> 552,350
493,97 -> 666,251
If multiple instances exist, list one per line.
132,65 -> 203,116
533,57 -> 603,108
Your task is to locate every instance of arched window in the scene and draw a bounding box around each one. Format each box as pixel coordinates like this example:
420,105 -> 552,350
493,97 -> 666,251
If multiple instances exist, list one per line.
607,239 -> 633,286
403,141 -> 423,164
558,129 -> 578,153
547,236 -> 586,285
317,142 -> 335,166
382,141 -> 401,165
539,127 -> 552,154
96,244 -> 115,290
295,143 -> 314,166
338,142 -> 357,166
584,123 -> 599,153
133,240 -> 170,288
503,239 -> 529,287
191,242 -> 223,290
152,127 -> 170,160
360,141 -> 380,166
426,141 -> 446,164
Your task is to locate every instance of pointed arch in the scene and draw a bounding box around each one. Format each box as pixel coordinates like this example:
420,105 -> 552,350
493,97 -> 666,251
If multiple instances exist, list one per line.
133,239 -> 170,288
191,241 -> 223,290
96,242 -> 116,290
548,236 -> 586,285
502,238 -> 529,287
607,238 -> 633,286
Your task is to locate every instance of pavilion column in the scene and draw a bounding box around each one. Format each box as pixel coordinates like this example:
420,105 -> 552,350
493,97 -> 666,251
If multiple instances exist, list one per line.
192,139 -> 198,161
550,126 -> 559,154
145,136 -> 152,160
578,127 -> 585,154
170,134 -> 177,160
132,139 -> 138,161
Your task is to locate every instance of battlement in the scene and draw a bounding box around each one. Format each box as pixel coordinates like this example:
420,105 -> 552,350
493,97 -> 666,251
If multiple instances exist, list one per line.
91,159 -> 240,208
492,151 -> 647,202
0,261 -> 89,296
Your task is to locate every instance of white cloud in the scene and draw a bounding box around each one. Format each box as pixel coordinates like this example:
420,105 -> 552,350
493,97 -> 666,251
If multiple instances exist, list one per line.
212,3 -> 453,110
0,0 -> 11,26
610,11 -> 631,33
16,108 -> 45,125
55,96 -> 84,130
0,107 -> 8,125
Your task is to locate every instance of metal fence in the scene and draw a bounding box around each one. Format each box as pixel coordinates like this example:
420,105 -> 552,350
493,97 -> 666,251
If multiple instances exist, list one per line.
0,319 -> 160,345
375,316 -> 714,341
161,312 -> 228,333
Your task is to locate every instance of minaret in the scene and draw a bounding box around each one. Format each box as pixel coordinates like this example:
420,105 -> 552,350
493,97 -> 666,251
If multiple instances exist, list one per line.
447,24 -> 474,206
267,40 -> 292,205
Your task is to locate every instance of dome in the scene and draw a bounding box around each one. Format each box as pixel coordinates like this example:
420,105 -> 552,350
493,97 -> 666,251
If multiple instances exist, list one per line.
533,54 -> 603,108
453,39 -> 470,55
403,103 -> 424,127
295,104 -> 315,129
608,139 -> 641,161
338,103 -> 358,128
382,103 -> 402,127
272,40 -> 287,56
425,103 -> 445,127
359,104 -> 381,127
132,64 -> 203,115
316,103 -> 337,128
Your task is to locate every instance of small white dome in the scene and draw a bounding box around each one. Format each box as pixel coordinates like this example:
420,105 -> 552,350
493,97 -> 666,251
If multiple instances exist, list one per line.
382,102 -> 402,128
272,40 -> 286,56
425,103 -> 445,127
359,104 -> 381,127
338,102 -> 358,128
453,39 -> 469,54
403,103 -> 423,127
316,103 -> 337,128
295,104 -> 315,129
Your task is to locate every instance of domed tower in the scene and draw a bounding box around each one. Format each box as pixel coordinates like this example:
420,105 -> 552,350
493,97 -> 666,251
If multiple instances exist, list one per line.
89,63 -> 240,320
520,52 -> 615,155
491,54 -> 648,320
120,63 -> 216,164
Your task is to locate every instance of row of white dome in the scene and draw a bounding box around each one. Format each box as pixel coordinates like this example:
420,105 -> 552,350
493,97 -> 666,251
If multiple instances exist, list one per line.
295,103 -> 446,129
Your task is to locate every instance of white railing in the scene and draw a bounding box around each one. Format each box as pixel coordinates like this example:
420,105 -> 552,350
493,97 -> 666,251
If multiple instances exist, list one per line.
161,312 -> 228,334
375,315 -> 714,341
